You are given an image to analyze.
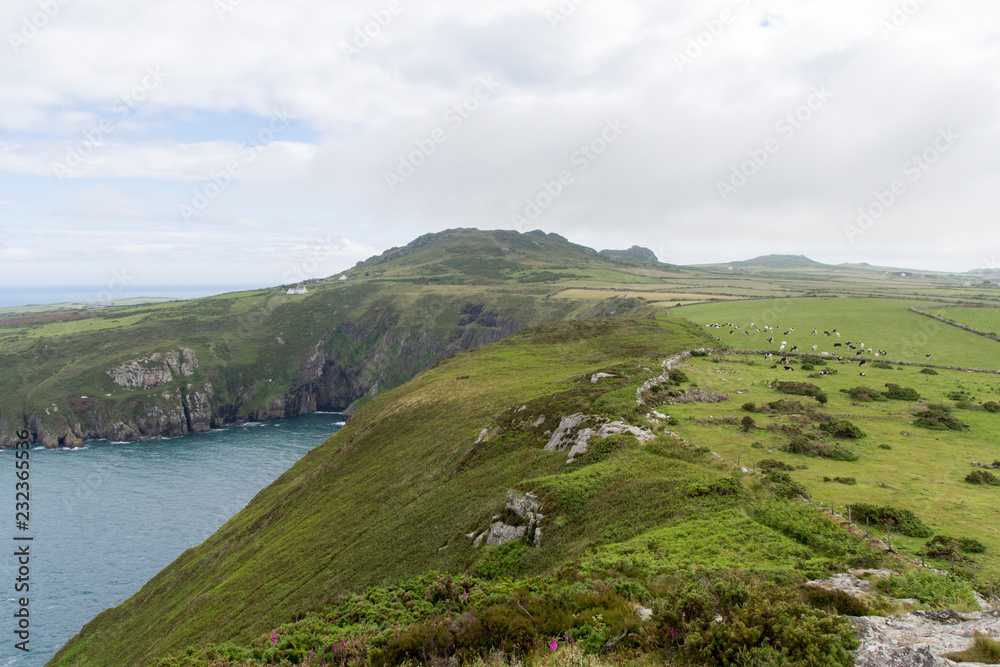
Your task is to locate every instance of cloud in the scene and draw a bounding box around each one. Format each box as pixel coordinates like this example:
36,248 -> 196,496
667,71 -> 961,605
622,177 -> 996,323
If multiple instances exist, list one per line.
1,0 -> 999,285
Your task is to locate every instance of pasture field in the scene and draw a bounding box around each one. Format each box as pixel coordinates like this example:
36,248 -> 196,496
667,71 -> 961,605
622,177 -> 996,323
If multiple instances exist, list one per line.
936,306 -> 1000,336
673,297 -> 1000,369
655,352 -> 1000,581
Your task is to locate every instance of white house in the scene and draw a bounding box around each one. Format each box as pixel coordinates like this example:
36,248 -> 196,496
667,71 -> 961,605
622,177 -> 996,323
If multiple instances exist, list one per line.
286,286 -> 308,295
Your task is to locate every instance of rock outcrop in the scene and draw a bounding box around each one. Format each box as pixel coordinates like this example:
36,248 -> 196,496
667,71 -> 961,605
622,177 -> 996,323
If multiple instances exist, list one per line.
106,348 -> 199,389
472,490 -> 545,548
544,413 -> 655,463
853,610 -> 1000,666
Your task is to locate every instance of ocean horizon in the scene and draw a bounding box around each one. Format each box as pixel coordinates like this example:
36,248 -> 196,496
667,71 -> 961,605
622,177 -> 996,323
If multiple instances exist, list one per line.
0,284 -> 270,309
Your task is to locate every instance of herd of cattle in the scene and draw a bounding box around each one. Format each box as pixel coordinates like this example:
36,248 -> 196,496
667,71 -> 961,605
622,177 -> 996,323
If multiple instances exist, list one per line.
704,321 -> 931,375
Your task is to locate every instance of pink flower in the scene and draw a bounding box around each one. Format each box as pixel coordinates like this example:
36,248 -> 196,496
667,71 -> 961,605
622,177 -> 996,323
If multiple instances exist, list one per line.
669,628 -> 675,638
550,639 -> 558,651
271,632 -> 278,644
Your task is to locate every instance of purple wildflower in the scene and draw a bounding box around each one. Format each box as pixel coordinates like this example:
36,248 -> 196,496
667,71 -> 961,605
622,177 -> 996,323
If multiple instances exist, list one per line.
550,638 -> 558,651
271,632 -> 278,644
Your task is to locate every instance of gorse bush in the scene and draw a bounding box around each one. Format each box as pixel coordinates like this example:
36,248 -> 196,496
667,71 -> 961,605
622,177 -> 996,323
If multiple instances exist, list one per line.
846,504 -> 933,538
840,386 -> 885,402
646,573 -> 857,667
965,470 -> 1000,486
774,381 -> 827,404
819,419 -> 865,439
882,384 -> 920,401
914,404 -> 969,431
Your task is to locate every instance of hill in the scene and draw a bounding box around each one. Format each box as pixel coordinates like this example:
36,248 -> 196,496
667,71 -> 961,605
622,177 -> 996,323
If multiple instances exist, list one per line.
52,317 -> 905,666
0,229 -> 661,449
727,254 -> 827,269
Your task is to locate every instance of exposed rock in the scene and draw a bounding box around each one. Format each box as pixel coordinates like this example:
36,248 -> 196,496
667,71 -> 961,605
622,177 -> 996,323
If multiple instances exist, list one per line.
506,490 -> 541,518
183,383 -> 214,433
106,348 -> 199,389
545,413 -> 655,463
486,522 -> 526,546
853,610 -> 1000,666
591,372 -> 617,384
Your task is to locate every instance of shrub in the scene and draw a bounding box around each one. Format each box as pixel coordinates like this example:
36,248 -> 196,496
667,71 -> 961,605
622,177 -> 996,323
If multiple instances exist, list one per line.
847,504 -> 933,538
800,585 -> 870,616
920,368 -> 939,375
914,404 -> 969,431
775,381 -> 827,404
647,574 -> 857,666
832,477 -> 857,485
741,402 -> 757,412
740,415 -> 756,432
763,471 -> 809,499
874,570 -> 977,608
878,444 -> 892,450
965,470 -> 1000,486
473,540 -> 529,579
784,437 -> 859,462
871,361 -> 894,370
959,537 -> 987,554
801,362 -> 815,371
882,384 -> 920,400
841,386 -> 885,402
757,459 -> 795,472
983,401 -> 1000,413
819,419 -> 866,439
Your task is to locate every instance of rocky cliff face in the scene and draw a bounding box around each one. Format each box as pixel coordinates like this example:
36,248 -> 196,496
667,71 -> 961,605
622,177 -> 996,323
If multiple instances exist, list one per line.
106,348 -> 199,389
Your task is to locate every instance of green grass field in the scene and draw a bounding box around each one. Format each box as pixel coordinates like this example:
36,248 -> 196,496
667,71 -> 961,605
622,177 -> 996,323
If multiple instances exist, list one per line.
653,353 -> 1000,580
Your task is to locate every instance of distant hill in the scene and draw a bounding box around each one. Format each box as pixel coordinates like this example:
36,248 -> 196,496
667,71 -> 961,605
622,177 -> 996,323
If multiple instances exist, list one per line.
598,245 -> 659,264
727,254 -> 827,269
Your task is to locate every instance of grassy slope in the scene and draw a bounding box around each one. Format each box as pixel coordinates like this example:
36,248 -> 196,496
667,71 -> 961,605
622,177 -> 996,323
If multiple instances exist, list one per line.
651,353 -> 1000,580
51,318 -> 713,665
674,297 -> 1000,368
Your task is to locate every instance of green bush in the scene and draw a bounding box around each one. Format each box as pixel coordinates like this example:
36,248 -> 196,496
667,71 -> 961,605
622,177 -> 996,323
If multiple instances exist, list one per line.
874,570 -> 977,608
878,444 -> 892,450
847,504 -> 933,538
943,632 -> 1000,664
820,419 -> 865,439
775,381 -> 827,404
742,402 -> 757,412
965,470 -> 1000,486
959,537 -> 986,554
832,477 -> 857,485
882,384 -> 920,400
647,574 -> 857,667
841,386 -> 886,402
914,404 -> 969,431
871,361 -> 894,370
473,540 -> 529,579
757,459 -> 795,473
741,415 -> 756,432
920,368 -> 939,375
983,401 -> 1000,413
800,585 -> 870,616
784,436 -> 859,462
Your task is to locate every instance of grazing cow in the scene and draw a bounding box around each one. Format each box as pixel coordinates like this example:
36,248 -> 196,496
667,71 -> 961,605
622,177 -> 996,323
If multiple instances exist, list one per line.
836,332 -> 841,337
834,343 -> 842,348
766,337 -> 774,343
926,353 -> 931,358
790,346 -> 799,352
824,331 -> 831,336
812,345 -> 818,351
812,328 -> 818,335
859,360 -> 867,366
784,366 -> 795,371
856,350 -> 863,356
860,372 -> 866,376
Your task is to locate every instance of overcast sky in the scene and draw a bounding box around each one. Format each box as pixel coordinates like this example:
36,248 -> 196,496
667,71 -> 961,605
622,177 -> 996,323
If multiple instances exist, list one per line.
1,0 -> 999,293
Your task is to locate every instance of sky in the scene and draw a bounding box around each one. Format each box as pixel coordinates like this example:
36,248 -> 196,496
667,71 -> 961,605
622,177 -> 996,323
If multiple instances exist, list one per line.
2,0 -> 1000,295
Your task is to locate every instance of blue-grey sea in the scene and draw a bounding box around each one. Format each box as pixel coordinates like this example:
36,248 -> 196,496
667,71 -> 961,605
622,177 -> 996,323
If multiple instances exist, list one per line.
1,413 -> 344,666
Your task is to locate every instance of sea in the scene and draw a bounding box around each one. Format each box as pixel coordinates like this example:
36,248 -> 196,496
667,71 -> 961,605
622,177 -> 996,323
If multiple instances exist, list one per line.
0,412 -> 345,666
0,285 -> 267,309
